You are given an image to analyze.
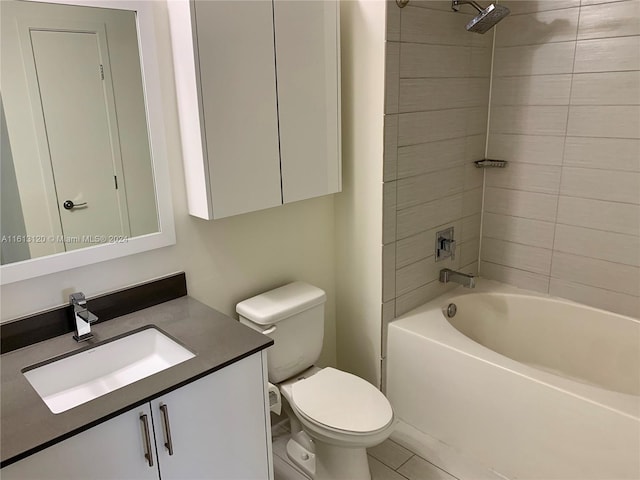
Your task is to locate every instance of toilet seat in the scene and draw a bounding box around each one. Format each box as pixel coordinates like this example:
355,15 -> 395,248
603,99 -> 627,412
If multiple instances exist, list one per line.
290,367 -> 393,434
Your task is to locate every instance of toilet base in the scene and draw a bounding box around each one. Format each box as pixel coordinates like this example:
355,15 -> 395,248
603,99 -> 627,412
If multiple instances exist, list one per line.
286,436 -> 371,480
286,438 -> 315,478
314,441 -> 371,480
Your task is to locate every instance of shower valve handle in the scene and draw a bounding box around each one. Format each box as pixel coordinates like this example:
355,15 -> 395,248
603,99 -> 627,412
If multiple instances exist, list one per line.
439,237 -> 456,260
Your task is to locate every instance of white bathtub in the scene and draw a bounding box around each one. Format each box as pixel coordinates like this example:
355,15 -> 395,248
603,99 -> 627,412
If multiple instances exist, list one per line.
387,280 -> 640,480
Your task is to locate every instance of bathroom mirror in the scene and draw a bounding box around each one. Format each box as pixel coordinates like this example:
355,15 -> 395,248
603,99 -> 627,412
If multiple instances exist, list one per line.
0,0 -> 175,284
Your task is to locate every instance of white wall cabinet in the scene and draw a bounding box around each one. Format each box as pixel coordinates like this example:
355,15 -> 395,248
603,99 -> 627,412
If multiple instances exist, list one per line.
168,0 -> 341,220
2,352 -> 272,480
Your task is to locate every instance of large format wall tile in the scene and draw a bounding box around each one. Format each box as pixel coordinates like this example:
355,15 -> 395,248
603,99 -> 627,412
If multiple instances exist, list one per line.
396,253 -> 457,296
482,238 -> 553,276
494,7 -> 579,47
480,262 -> 550,293
498,1 -> 580,15
398,107 -> 487,145
489,106 -> 568,136
484,187 -> 558,222
487,134 -> 565,165
382,3 -> 485,322
395,280 -> 456,317
483,212 -> 555,249
574,36 -> 640,72
556,197 -> 640,236
491,75 -> 572,106
384,115 -> 398,182
385,42 -> 400,114
387,0 -> 400,41
400,43 -> 475,78
396,220 -> 462,269
493,42 -> 576,76
571,71 -> 640,106
397,135 -> 483,179
551,252 -> 640,297
383,181 -> 397,245
385,0 -> 640,323
482,2 -> 640,316
397,194 -> 464,240
563,137 -> 640,171
560,168 -> 640,204
401,5 -> 490,47
549,279 -> 640,319
554,224 -> 640,267
485,163 -> 562,195
397,167 -> 465,210
567,106 -> 640,138
399,77 -> 490,113
578,1 -> 640,40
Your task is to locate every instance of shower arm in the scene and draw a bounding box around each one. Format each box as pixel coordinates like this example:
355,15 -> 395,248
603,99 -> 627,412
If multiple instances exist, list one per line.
451,0 -> 485,14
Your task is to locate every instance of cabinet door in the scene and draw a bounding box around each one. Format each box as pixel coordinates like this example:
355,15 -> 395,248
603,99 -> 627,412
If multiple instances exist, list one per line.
150,353 -> 270,479
274,0 -> 341,204
194,0 -> 282,219
2,404 -> 159,480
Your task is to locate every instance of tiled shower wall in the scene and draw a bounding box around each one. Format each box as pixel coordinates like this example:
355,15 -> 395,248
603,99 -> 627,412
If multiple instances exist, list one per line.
382,0 -> 489,352
482,0 -> 640,317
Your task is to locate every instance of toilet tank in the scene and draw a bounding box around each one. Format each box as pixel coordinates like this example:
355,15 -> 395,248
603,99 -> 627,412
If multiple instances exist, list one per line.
236,282 -> 326,383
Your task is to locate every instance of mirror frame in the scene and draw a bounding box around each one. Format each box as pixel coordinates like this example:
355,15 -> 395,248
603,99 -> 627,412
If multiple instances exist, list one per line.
1,0 -> 175,285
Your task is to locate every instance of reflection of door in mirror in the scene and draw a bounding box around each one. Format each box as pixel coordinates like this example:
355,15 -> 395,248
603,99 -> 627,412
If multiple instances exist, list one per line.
1,1 -> 159,265
30,26 -> 131,251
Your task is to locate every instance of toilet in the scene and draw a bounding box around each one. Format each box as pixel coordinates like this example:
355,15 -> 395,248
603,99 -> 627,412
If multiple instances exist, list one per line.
237,282 -> 394,480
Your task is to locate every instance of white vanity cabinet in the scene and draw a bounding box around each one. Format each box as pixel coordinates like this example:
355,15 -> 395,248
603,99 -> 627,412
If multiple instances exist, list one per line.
1,404 -> 158,480
2,352 -> 272,480
168,0 -> 341,220
149,352 -> 271,479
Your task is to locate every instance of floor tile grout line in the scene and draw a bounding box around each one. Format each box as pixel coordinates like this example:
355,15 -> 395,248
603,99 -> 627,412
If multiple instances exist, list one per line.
394,453 -> 415,472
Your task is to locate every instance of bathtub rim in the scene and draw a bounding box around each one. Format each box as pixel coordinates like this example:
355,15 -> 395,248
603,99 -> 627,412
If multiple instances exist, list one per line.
388,278 -> 640,421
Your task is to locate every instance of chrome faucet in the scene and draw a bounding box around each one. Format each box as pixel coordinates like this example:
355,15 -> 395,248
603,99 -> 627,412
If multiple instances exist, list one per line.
70,292 -> 98,342
439,268 -> 476,288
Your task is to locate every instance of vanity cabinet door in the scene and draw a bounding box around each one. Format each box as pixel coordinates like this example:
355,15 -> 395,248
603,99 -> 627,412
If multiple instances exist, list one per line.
150,352 -> 271,479
1,404 -> 159,480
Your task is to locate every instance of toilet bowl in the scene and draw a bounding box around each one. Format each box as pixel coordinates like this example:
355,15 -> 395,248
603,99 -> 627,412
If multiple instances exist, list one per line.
236,282 -> 395,480
279,367 -> 394,479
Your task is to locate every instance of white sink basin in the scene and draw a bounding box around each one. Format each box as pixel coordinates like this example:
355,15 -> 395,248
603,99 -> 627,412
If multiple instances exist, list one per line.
23,327 -> 195,414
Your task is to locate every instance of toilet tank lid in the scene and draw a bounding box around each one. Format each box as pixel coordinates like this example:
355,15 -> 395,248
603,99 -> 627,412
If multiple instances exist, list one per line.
236,281 -> 327,325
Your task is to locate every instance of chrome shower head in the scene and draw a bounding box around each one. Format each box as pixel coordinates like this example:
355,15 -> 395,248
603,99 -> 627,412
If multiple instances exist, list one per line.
452,1 -> 510,34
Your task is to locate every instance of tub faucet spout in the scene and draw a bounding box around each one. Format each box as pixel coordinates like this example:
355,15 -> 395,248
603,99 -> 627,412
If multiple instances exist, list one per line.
439,268 -> 476,288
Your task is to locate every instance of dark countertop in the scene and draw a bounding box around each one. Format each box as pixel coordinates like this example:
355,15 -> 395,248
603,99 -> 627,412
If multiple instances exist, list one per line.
1,296 -> 273,466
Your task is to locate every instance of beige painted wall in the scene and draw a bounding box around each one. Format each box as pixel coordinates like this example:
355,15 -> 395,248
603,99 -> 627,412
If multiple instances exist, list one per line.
0,2 -> 337,367
335,0 -> 386,386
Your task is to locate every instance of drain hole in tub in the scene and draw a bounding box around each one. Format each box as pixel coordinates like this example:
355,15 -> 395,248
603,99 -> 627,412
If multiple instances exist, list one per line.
446,303 -> 457,318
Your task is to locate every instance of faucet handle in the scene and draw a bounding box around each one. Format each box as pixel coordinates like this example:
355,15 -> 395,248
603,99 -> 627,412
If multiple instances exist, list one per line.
446,238 -> 456,260
438,237 -> 456,260
77,310 -> 98,324
69,292 -> 87,306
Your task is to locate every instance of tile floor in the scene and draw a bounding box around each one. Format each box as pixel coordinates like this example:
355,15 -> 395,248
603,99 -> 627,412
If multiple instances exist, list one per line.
272,421 -> 459,480
368,439 -> 458,480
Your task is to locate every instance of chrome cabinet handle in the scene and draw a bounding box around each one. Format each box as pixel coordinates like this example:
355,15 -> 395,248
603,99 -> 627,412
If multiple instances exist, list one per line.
63,200 -> 88,210
140,413 -> 154,467
159,403 -> 174,456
